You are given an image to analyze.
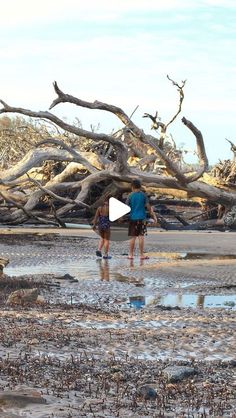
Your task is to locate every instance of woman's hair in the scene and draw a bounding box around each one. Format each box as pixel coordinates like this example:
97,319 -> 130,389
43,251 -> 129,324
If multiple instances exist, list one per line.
132,179 -> 142,189
102,198 -> 109,205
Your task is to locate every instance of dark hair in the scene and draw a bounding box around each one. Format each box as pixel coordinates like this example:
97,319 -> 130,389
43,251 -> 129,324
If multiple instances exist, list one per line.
102,198 -> 109,204
132,179 -> 142,189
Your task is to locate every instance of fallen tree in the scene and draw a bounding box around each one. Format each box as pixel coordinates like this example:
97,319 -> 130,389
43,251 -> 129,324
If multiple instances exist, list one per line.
0,77 -> 236,227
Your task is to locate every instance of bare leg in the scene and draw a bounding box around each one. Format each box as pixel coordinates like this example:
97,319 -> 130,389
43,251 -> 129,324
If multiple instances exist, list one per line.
138,235 -> 144,257
98,238 -> 104,251
129,237 -> 136,258
104,239 -> 110,255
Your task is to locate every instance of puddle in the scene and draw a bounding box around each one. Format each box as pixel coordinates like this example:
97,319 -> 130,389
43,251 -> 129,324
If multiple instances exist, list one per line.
181,252 -> 236,260
4,251 -> 236,311
148,251 -> 236,261
4,258 -> 196,296
5,259 -> 100,279
5,250 -> 236,279
128,293 -> 236,309
5,258 -> 132,282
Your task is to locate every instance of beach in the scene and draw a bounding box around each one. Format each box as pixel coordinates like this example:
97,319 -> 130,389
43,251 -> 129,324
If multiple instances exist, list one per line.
0,228 -> 235,417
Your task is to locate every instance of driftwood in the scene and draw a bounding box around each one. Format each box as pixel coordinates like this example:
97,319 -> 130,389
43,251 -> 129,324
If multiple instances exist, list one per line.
211,158 -> 236,186
0,77 -> 236,227
0,257 -> 9,272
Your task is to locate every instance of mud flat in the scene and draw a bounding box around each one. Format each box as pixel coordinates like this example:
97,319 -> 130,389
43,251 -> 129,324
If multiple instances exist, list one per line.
0,228 -> 235,417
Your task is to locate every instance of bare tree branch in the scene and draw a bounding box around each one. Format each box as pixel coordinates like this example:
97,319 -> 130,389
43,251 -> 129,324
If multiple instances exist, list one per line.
129,105 -> 139,119
0,99 -> 129,174
36,138 -> 98,173
27,174 -> 89,208
49,82 -> 191,183
56,169 -> 111,216
0,89 -> 201,186
182,117 -> 209,183
143,111 -> 165,131
0,190 -> 58,226
166,75 -> 186,128
143,135 -> 188,184
2,80 -> 236,227
0,147 -> 97,183
226,138 -> 236,157
143,76 -> 186,151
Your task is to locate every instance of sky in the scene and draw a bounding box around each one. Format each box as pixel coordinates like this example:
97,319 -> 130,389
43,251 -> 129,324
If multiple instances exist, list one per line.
1,0 -> 236,164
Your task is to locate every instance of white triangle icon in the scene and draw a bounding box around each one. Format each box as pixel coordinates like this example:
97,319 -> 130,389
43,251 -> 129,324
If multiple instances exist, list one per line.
109,197 -> 130,222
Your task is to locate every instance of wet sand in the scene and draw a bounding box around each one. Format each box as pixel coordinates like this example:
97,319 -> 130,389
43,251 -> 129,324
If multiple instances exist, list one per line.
0,228 -> 235,417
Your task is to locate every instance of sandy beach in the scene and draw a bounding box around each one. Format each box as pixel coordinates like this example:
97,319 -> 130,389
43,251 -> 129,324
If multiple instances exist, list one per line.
0,228 -> 235,417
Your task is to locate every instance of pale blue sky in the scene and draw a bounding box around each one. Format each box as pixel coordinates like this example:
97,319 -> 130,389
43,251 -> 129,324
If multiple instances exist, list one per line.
1,0 -> 236,164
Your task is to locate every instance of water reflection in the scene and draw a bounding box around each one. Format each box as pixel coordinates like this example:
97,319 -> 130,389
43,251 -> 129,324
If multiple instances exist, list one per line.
129,296 -> 145,309
176,294 -> 182,305
129,259 -> 134,268
129,259 -> 145,268
97,260 -> 110,281
128,293 -> 236,309
163,293 -> 236,309
197,294 -> 205,307
97,258 -> 145,282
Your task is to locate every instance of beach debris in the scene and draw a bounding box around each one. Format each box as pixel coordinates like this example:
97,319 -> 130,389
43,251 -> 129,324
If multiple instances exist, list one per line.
223,205 -> 236,227
56,273 -> 78,283
0,389 -> 46,407
224,300 -> 236,307
0,257 -> 9,271
6,287 -> 39,305
28,338 -> 40,345
155,304 -> 181,311
36,295 -> 45,304
137,385 -> 157,400
163,365 -> 197,382
0,233 -> 235,416
62,273 -> 75,280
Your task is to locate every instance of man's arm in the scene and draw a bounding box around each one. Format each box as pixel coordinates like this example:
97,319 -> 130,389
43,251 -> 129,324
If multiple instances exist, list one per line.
125,194 -> 131,206
144,192 -> 157,222
117,194 -> 131,224
146,202 -> 157,223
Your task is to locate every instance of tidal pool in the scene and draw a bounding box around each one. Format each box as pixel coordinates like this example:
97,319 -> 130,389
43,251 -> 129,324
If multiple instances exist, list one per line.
4,252 -> 236,311
128,293 -> 236,309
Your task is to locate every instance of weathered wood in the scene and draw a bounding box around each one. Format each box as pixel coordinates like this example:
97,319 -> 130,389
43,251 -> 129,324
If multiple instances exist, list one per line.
0,79 -> 236,226
0,257 -> 9,272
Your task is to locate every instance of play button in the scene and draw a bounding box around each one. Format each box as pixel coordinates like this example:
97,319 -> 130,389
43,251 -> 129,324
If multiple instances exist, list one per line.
109,197 -> 130,222
88,196 -> 132,242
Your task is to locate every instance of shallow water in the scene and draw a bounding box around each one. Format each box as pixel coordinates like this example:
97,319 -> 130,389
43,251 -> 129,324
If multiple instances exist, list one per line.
129,293 -> 236,309
181,252 -> 236,260
6,250 -> 236,277
4,252 -> 236,310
